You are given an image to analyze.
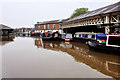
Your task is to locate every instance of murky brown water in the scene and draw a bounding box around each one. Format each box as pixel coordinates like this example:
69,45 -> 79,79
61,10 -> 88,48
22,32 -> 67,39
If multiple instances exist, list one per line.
1,36 -> 120,79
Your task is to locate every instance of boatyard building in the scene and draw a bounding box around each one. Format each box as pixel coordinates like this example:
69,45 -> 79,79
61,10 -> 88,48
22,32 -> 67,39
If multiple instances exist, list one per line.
61,2 -> 120,34
35,19 -> 68,34
0,24 -> 14,36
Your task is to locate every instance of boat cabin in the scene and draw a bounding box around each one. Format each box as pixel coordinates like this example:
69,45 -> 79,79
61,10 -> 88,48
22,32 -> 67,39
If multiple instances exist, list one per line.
66,34 -> 73,39
74,32 -> 98,40
74,32 -> 107,43
96,33 -> 107,44
61,33 -> 73,40
61,33 -> 66,40
106,35 -> 120,47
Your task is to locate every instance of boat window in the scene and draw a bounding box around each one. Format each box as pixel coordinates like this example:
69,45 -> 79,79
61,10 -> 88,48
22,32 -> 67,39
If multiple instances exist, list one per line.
75,34 -> 77,37
97,37 -> 106,40
88,35 -> 92,38
74,34 -> 76,37
91,35 -> 95,39
82,34 -> 84,37
76,34 -> 79,37
85,34 -> 88,38
108,36 -> 120,46
79,34 -> 81,37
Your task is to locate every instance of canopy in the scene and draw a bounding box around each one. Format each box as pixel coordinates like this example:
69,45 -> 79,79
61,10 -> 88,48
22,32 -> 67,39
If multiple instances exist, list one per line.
96,33 -> 106,37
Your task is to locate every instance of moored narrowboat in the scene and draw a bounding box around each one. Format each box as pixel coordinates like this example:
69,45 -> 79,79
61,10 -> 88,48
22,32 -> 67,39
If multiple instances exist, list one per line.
61,33 -> 73,42
52,31 -> 61,39
65,34 -> 73,42
88,34 -> 120,52
42,31 -> 61,41
106,35 -> 120,47
42,32 -> 52,39
61,33 -> 66,40
74,32 -> 99,42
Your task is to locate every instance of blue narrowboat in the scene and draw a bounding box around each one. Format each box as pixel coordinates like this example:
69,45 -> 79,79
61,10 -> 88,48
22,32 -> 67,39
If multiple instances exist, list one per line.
74,32 -> 98,42
42,32 -> 52,39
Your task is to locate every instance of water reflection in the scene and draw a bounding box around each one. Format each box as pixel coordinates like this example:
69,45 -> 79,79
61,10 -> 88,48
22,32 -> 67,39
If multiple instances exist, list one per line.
34,38 -> 120,79
0,36 -> 14,45
0,36 -> 14,79
0,49 -> 1,79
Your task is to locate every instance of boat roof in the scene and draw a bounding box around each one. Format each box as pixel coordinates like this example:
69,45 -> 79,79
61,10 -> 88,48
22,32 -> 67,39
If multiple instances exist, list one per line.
75,32 -> 106,37
96,33 -> 106,37
75,32 -> 97,35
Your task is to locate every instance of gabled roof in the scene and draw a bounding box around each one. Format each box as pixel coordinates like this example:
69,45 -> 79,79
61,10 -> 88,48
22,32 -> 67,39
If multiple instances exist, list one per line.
36,19 -> 68,25
65,1 -> 120,23
0,24 -> 13,30
40,20 -> 59,24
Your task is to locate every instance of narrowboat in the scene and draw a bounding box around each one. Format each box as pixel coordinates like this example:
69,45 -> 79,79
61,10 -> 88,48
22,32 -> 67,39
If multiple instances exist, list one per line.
42,32 -> 52,39
61,33 -> 66,40
74,32 -> 98,42
52,31 -> 61,39
61,33 -> 73,42
65,34 -> 73,42
42,31 -> 61,41
88,34 -> 120,52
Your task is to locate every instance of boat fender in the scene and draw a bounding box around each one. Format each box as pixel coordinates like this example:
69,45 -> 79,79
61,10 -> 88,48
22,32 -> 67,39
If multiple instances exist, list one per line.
86,42 -> 88,44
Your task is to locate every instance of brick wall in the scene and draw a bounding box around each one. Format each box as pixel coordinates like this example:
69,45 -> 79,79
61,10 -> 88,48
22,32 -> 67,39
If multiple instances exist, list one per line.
35,23 -> 60,31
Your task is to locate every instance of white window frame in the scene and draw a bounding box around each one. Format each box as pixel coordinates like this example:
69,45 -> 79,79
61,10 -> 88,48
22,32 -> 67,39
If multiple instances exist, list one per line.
59,23 -> 61,29
38,26 -> 40,29
53,24 -> 55,29
44,25 -> 46,29
48,24 -> 49,29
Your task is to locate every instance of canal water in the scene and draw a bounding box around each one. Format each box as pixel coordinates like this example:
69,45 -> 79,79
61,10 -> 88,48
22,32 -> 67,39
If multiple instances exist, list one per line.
1,36 -> 120,79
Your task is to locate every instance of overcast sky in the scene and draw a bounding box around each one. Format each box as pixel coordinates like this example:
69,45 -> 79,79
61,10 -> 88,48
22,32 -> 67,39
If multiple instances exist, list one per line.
0,0 -> 119,28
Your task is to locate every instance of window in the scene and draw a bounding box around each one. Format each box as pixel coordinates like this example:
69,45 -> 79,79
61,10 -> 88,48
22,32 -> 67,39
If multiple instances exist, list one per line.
92,35 -> 95,39
88,35 -> 92,38
79,34 -> 81,37
44,25 -> 46,29
85,34 -> 88,38
76,34 -> 79,37
82,34 -> 84,37
108,36 -> 120,46
38,26 -> 40,29
48,24 -> 49,29
59,24 -> 61,29
53,24 -> 55,29
35,26 -> 37,30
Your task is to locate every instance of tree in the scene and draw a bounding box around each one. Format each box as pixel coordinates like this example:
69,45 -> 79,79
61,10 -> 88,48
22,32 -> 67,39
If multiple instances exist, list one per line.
70,8 -> 89,19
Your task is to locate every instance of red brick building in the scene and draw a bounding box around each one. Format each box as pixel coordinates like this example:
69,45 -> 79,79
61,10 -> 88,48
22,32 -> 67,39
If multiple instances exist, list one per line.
35,19 -> 68,33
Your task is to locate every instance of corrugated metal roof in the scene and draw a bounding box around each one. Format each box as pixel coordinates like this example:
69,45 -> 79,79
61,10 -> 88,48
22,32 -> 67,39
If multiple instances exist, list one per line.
65,1 -> 120,23
0,24 -> 13,30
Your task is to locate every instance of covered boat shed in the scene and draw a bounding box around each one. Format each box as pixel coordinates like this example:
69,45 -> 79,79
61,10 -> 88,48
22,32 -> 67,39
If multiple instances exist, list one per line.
0,24 -> 14,36
61,2 -> 120,34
